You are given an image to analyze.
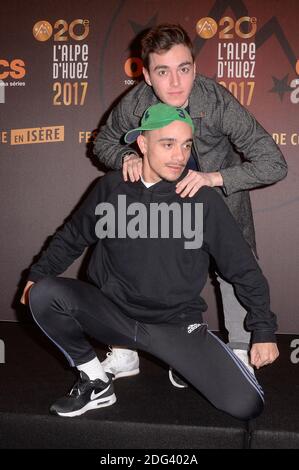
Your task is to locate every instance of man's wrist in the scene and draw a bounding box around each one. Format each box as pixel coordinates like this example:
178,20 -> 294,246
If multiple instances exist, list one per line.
210,171 -> 223,187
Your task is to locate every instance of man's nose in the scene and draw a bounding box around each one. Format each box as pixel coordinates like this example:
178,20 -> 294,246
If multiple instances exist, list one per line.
169,71 -> 180,87
173,145 -> 185,162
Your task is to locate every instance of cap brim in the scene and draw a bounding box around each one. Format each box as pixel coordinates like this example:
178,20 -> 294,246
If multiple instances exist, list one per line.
124,128 -> 143,144
124,119 -> 174,144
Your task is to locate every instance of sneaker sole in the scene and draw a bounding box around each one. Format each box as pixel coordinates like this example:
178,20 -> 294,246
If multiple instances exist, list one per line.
113,367 -> 140,380
52,393 -> 117,418
168,369 -> 188,389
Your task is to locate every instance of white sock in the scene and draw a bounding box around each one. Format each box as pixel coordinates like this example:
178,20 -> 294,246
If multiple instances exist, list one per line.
77,356 -> 108,382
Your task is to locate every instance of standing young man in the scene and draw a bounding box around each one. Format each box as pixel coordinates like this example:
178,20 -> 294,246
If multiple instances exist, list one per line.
93,24 -> 287,383
21,104 -> 278,419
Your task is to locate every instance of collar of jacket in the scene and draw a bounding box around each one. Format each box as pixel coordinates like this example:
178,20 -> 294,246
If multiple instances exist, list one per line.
133,75 -> 207,119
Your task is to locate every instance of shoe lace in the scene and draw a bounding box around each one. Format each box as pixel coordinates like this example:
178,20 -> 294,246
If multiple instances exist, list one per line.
104,346 -> 115,366
69,374 -> 90,397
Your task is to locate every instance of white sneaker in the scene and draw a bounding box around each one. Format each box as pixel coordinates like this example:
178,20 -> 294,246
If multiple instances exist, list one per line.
102,347 -> 140,380
233,349 -> 255,375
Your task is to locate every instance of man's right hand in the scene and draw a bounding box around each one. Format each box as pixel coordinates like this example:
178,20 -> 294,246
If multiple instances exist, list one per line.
20,281 -> 35,305
250,342 -> 279,369
122,153 -> 143,182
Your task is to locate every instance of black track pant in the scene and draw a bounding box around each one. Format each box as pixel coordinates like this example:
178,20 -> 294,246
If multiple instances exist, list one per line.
29,277 -> 264,420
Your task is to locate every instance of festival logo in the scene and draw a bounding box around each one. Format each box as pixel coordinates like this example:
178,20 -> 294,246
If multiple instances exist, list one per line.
196,17 -> 218,39
33,19 -> 90,106
33,21 -> 53,42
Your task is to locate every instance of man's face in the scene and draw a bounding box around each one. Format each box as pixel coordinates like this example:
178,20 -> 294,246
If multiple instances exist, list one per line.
137,120 -> 193,183
143,44 -> 196,107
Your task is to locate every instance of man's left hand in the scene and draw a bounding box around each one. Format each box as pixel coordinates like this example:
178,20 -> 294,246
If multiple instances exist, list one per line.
250,343 -> 279,369
175,170 -> 223,198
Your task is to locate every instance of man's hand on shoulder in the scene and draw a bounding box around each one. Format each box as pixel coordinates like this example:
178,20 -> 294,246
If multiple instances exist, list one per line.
122,153 -> 143,182
175,170 -> 223,198
250,342 -> 279,369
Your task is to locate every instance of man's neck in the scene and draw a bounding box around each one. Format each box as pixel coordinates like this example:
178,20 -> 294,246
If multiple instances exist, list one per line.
141,175 -> 159,188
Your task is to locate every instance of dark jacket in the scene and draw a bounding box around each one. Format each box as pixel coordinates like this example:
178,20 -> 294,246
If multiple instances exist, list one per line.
28,170 -> 277,344
93,75 -> 288,253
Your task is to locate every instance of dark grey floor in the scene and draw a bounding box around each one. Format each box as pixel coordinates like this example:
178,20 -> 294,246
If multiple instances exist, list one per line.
0,322 -> 298,448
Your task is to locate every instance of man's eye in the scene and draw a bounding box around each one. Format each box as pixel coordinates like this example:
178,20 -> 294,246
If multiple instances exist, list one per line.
180,67 -> 190,73
164,143 -> 173,148
158,70 -> 167,76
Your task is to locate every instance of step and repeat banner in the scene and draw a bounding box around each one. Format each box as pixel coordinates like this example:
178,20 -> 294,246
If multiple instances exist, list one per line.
0,0 -> 298,331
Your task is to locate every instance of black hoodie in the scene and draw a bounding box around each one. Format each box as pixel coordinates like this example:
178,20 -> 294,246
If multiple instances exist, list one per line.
28,170 -> 277,343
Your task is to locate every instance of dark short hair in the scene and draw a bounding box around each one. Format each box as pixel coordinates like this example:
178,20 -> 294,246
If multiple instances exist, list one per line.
141,24 -> 194,70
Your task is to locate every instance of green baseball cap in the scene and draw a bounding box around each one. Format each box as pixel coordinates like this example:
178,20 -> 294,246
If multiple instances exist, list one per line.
124,103 -> 194,143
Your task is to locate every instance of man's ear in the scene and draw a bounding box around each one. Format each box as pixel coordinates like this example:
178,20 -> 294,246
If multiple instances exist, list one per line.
143,67 -> 152,86
137,134 -> 147,155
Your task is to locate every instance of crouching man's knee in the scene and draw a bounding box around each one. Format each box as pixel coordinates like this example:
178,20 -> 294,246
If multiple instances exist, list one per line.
228,389 -> 264,421
29,277 -> 61,325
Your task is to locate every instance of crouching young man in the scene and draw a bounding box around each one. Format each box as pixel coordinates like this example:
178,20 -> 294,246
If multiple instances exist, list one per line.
21,104 -> 279,420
